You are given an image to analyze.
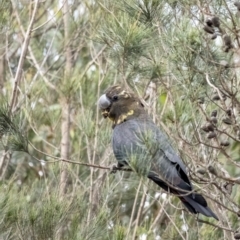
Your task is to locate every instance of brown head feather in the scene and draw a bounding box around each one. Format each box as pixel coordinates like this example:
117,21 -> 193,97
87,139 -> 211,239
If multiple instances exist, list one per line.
100,85 -> 145,127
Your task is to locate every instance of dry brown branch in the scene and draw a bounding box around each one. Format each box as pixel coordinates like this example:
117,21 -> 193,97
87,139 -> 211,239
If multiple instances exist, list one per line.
197,219 -> 235,232
208,165 -> 240,184
29,140 -> 129,170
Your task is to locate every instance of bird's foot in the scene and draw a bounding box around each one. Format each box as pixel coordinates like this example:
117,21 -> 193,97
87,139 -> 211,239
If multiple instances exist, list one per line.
110,164 -> 119,174
109,162 -> 126,174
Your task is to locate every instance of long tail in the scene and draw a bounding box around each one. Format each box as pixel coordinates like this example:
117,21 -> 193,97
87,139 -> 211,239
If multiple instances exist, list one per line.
148,175 -> 218,220
179,194 -> 218,220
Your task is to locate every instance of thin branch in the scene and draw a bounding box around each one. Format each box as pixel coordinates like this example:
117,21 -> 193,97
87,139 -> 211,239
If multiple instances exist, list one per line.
29,141 -> 132,171
132,185 -> 147,238
161,207 -> 186,240
209,165 -> 240,184
148,197 -> 168,232
205,73 -> 226,106
10,0 -> 39,113
197,219 -> 234,233
31,3 -> 64,32
127,178 -> 143,239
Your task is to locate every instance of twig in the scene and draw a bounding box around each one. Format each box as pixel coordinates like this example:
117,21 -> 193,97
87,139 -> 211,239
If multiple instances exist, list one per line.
197,219 -> 234,232
31,3 -> 64,31
10,0 -> 39,113
29,141 -> 132,171
161,207 -> 186,240
132,185 -> 147,238
205,73 -> 226,106
209,165 -> 240,184
127,178 -> 143,239
148,197 -> 168,232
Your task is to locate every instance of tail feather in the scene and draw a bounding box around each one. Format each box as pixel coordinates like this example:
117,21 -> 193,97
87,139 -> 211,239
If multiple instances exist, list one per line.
180,196 -> 218,220
148,174 -> 218,220
192,193 -> 207,207
179,197 -> 197,214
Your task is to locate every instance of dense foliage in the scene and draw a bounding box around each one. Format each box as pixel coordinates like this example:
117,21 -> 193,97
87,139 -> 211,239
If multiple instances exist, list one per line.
0,0 -> 240,239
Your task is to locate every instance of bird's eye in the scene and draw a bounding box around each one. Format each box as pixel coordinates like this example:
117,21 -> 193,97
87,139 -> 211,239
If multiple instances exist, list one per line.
112,95 -> 118,101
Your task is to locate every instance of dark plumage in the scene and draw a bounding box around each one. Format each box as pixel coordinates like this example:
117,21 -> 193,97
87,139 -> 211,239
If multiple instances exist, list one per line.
98,85 -> 218,220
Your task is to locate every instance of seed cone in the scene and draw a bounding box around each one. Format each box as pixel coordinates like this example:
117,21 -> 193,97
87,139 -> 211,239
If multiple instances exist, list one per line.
203,25 -> 214,34
212,17 -> 220,27
222,118 -> 232,125
220,140 -> 230,147
211,110 -> 217,117
207,132 -> 216,139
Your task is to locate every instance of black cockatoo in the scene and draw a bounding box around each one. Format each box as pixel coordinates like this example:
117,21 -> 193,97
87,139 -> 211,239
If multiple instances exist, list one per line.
98,85 -> 218,220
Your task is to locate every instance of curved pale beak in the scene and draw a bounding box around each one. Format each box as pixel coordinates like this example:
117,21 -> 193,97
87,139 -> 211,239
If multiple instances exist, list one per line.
98,94 -> 111,118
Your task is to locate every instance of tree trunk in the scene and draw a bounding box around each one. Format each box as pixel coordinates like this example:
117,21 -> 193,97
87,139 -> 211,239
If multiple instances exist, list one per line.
59,0 -> 72,199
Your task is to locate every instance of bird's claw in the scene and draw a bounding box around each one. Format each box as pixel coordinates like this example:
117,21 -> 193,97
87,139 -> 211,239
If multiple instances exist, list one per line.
110,164 -> 118,174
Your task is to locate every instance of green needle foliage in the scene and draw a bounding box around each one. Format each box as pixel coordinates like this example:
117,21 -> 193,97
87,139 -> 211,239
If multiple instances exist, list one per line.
1,0 -> 240,239
0,104 -> 28,153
